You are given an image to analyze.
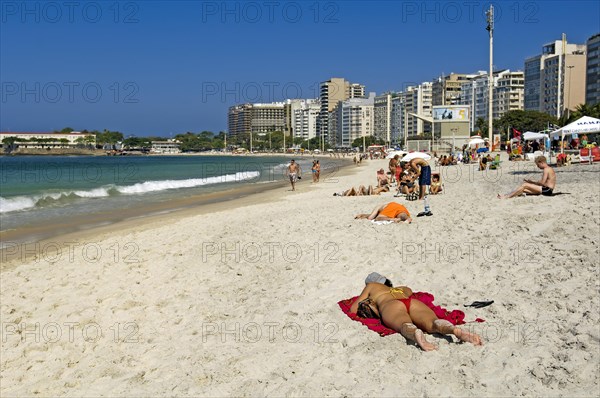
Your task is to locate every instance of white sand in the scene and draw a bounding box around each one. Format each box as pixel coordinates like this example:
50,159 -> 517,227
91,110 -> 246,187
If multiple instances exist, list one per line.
1,155 -> 599,397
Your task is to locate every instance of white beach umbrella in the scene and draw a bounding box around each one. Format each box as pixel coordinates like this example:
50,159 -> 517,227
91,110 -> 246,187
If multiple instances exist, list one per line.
468,137 -> 486,146
386,150 -> 407,159
401,152 -> 432,162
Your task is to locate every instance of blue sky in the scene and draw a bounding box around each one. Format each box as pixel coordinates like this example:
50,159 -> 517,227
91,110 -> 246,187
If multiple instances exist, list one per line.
1,0 -> 598,136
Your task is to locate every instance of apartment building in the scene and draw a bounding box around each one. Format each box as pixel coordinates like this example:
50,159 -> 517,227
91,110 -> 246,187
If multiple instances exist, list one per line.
460,70 -> 524,131
524,35 -> 587,117
373,92 -> 398,145
334,93 -> 375,148
317,78 -> 365,146
586,33 -> 600,105
401,83 -> 432,138
290,99 -> 320,141
432,73 -> 476,106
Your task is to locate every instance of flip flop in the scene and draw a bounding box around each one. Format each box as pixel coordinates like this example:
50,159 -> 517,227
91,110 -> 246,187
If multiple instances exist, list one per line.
464,300 -> 494,308
416,211 -> 433,217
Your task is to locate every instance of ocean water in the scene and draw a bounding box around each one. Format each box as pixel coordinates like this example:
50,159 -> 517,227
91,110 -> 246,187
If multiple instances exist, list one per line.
0,155 -> 324,234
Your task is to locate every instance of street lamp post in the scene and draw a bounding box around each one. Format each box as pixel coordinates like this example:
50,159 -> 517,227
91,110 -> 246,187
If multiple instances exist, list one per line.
486,5 -> 494,150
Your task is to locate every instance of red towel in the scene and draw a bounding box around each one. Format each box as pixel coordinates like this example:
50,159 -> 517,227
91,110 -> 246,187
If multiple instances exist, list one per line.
338,292 -> 484,337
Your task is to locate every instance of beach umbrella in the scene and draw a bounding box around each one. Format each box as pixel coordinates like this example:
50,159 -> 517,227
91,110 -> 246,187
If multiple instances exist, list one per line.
476,147 -> 489,153
386,150 -> 407,159
469,137 -> 486,146
401,152 -> 432,162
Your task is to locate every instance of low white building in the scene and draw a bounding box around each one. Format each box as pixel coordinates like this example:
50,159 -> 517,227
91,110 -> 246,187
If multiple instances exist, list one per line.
151,140 -> 181,153
0,131 -> 96,148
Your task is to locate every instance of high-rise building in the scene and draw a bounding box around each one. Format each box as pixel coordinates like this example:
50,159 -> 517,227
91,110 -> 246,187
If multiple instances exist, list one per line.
432,73 -> 476,106
524,35 -> 587,117
317,78 -> 365,146
401,83 -> 432,138
373,92 -> 398,145
334,93 -> 375,148
290,99 -> 320,141
227,102 -> 289,137
460,70 -> 524,132
390,95 -> 406,145
586,33 -> 600,105
227,103 -> 252,137
494,71 -> 525,119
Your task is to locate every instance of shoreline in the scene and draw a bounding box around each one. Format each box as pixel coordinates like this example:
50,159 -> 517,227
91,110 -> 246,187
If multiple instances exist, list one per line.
0,157 -> 357,268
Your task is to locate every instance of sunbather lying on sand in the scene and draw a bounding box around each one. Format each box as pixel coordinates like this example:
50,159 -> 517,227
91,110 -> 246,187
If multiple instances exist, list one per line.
354,202 -> 412,223
350,273 -> 483,351
334,185 -> 389,196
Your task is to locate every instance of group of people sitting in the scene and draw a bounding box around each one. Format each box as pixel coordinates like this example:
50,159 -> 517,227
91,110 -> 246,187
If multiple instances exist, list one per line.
436,154 -> 458,166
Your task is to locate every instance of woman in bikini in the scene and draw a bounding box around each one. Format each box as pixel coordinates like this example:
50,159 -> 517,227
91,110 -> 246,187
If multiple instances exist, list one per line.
349,275 -> 483,351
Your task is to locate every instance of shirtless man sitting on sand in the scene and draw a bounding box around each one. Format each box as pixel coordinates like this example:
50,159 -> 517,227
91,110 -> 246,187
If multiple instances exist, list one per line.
498,156 -> 556,199
355,202 -> 412,223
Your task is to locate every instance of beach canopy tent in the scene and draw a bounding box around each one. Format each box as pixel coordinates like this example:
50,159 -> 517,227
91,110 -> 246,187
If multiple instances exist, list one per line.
401,152 -> 432,162
550,116 -> 600,153
523,131 -> 549,141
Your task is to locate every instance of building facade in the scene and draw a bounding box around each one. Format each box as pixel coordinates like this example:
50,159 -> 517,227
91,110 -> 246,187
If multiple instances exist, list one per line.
432,73 -> 476,106
373,93 -> 393,145
524,36 -> 587,117
460,70 -> 524,132
0,131 -> 96,148
290,99 -> 320,141
334,93 -> 375,148
227,102 -> 289,137
586,33 -> 600,105
317,78 -> 365,146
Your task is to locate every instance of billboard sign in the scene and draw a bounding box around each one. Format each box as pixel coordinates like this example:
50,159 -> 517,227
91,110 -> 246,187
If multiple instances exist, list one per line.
432,106 -> 469,122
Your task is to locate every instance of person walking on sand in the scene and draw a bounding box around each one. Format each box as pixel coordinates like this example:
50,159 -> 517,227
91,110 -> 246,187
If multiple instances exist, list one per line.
311,160 -> 318,183
498,156 -> 556,199
315,160 -> 321,182
286,159 -> 302,191
409,157 -> 431,200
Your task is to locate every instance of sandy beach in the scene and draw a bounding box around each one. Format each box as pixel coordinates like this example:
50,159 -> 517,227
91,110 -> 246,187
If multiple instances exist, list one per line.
1,154 -> 599,397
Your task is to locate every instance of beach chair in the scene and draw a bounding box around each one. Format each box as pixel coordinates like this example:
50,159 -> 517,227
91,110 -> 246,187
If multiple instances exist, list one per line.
489,154 -> 501,169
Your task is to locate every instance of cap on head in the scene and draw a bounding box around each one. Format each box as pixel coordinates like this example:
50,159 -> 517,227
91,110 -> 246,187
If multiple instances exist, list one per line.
365,272 -> 387,285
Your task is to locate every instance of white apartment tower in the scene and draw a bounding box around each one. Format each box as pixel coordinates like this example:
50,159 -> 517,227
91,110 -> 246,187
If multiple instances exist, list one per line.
290,99 -> 320,141
461,70 -> 524,132
334,93 -> 375,148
